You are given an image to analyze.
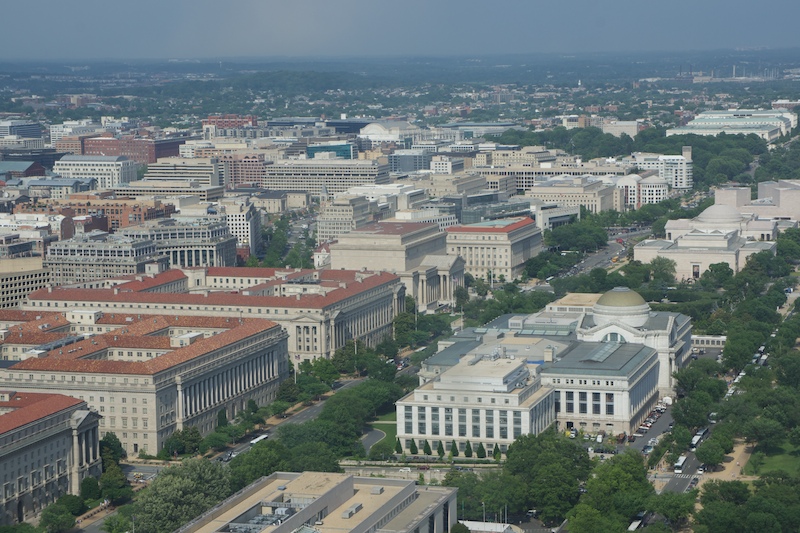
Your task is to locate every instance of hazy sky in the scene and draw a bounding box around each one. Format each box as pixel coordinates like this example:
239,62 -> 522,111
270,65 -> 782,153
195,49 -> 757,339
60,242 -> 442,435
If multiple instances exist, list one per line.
4,0 -> 800,61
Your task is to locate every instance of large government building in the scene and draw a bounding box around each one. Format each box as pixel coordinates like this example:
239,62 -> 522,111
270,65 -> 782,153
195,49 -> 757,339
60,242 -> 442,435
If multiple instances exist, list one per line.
0,309 -> 289,456
22,266 -> 404,366
0,391 -> 101,525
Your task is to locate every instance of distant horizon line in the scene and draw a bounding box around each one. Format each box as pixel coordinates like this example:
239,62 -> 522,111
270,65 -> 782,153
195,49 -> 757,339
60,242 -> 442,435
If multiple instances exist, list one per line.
0,47 -> 797,64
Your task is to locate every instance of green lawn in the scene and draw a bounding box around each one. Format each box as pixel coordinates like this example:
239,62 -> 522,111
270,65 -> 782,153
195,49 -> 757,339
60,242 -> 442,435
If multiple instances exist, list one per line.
375,411 -> 397,422
368,422 -> 397,447
743,442 -> 800,475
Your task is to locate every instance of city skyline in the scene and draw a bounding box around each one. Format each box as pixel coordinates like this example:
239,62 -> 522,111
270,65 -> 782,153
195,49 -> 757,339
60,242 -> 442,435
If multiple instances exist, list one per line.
3,0 -> 800,61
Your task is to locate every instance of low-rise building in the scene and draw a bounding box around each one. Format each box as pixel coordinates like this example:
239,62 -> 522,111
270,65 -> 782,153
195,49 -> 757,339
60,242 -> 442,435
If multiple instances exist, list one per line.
177,472 -> 457,533
0,256 -> 49,309
621,148 -> 693,190
523,176 -> 616,214
0,391 -> 101,525
446,217 -> 542,281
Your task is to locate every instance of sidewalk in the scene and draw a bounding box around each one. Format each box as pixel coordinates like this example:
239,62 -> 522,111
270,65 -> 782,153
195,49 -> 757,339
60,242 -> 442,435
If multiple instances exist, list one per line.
698,439 -> 756,486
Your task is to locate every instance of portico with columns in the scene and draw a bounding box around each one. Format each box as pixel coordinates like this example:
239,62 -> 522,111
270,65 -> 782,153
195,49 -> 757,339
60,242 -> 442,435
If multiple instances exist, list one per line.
69,411 -> 102,494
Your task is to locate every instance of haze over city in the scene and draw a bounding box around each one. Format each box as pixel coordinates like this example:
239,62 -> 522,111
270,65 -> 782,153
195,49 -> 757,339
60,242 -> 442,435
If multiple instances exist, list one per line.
4,0 -> 800,60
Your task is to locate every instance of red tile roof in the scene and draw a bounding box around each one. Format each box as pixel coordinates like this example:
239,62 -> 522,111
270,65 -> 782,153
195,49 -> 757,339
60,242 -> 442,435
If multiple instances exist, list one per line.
28,271 -> 399,310
10,317 -> 281,375
115,269 -> 187,292
446,217 -> 535,234
0,392 -> 84,434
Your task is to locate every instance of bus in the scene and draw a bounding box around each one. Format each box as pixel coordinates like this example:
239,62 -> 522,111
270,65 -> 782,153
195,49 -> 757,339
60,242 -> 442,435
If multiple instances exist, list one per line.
250,434 -> 269,447
674,455 -> 688,474
690,435 -> 702,451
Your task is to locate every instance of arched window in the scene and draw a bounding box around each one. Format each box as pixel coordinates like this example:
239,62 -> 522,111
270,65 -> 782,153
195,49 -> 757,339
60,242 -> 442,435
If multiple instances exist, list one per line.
602,332 -> 625,343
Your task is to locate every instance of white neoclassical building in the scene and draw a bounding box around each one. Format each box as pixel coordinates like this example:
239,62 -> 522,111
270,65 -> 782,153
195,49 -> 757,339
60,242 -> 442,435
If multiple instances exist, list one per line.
635,204 -> 778,281
396,352 -> 556,455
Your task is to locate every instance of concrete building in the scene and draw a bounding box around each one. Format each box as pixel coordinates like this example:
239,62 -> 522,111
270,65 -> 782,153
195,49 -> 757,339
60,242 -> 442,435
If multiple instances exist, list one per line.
387,209 -> 459,231
83,135 -> 187,165
396,351 -> 556,455
446,217 -> 542,281
414,173 -> 487,199
218,197 -> 262,251
330,223 -> 463,311
474,160 -> 629,192
389,150 -> 432,173
143,157 -> 221,187
0,257 -> 49,309
0,310 -> 289,457
120,218 -> 238,268
23,267 -> 404,366
635,204 -> 778,281
602,120 -> 640,138
523,176 -> 616,214
177,472 -> 457,533
667,109 -> 798,142
109,181 -> 225,201
715,181 -> 800,223
53,155 -> 138,190
0,391 -> 101,525
49,120 -> 100,143
529,201 -> 581,231
317,195 -> 385,242
608,173 -> 671,210
260,159 -> 390,197
0,121 -> 41,139
44,231 -> 168,286
216,153 -> 267,189
622,148 -> 693,190
430,155 -> 465,175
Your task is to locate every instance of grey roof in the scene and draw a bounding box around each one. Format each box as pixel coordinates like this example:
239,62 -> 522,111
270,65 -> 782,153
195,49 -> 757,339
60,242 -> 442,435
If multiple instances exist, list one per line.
0,162 -> 37,172
58,155 -> 129,163
542,342 -> 656,377
425,338 -> 482,367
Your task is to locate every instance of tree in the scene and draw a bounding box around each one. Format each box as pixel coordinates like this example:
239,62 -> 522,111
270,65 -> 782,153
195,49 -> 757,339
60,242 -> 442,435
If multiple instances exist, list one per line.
450,440 -> 459,457
201,431 -> 229,452
369,439 -> 396,461
451,523 -> 471,533
80,476 -> 101,500
438,440 -> 445,459
217,409 -> 229,428
648,491 -> 696,531
493,443 -> 501,461
270,400 -> 292,418
311,357 -> 340,386
56,494 -> 86,516
696,440 -> 726,470
39,504 -> 75,533
744,417 -> 786,451
649,256 -> 677,285
423,440 -> 432,455
409,439 -> 418,455
101,512 -> 131,533
464,441 -> 473,458
276,379 -> 300,403
134,459 -> 231,533
395,438 -> 403,454
100,461 -> 133,504
100,432 -> 125,469
229,440 -> 288,491
476,442 -> 486,459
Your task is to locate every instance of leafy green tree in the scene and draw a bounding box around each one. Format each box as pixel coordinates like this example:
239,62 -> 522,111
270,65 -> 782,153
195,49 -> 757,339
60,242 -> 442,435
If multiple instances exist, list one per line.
493,443 -> 501,461
395,438 -> 403,454
201,431 -> 229,453
56,494 -> 86,516
369,439 -> 396,461
217,409 -> 229,428
409,439 -> 418,454
276,379 -> 300,403
135,459 -> 231,533
438,441 -> 445,459
229,439 -> 288,491
580,449 -> 654,526
100,432 -> 125,469
744,417 -> 786,451
270,400 -> 292,418
311,357 -> 340,386
696,440 -> 726,470
100,461 -> 133,504
567,504 -> 623,533
648,490 -> 695,531
451,440 -> 459,457
39,504 -> 75,533
649,256 -> 677,285
423,440 -> 432,455
101,511 -> 131,533
80,476 -> 101,500
451,523 -> 470,533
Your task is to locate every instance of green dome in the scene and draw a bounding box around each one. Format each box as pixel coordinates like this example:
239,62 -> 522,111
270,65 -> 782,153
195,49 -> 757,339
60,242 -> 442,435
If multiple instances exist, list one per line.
596,287 -> 647,308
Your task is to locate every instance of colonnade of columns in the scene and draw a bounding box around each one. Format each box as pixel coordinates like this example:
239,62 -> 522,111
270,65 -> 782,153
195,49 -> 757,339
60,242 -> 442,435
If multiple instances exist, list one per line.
182,350 -> 277,418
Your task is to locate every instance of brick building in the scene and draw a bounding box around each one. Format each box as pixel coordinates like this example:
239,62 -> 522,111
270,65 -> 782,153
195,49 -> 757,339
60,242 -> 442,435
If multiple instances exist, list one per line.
83,135 -> 187,164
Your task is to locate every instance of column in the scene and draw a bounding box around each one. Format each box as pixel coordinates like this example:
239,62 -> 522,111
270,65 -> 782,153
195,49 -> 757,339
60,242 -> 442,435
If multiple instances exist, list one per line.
176,380 -> 185,429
